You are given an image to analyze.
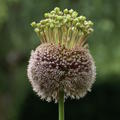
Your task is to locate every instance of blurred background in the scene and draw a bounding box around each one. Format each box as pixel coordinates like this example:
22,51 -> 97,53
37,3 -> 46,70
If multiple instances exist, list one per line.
0,0 -> 120,120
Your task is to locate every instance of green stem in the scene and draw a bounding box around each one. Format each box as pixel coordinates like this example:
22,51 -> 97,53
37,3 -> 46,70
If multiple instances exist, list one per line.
59,91 -> 64,120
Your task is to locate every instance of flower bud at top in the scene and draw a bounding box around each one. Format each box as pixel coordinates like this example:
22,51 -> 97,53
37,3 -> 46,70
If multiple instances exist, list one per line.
64,9 -> 69,14
69,9 -> 74,14
31,21 -> 37,28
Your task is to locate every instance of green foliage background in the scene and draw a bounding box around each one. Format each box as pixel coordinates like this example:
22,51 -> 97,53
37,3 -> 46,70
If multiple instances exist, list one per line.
0,0 -> 120,120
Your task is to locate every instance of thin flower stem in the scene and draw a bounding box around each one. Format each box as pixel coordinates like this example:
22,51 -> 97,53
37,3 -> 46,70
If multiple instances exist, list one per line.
59,91 -> 64,120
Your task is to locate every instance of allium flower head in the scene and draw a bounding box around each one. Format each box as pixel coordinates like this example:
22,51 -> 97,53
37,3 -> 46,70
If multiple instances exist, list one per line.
27,7 -> 96,102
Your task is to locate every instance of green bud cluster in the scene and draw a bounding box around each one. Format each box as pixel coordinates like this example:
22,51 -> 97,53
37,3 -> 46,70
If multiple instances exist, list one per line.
31,7 -> 94,48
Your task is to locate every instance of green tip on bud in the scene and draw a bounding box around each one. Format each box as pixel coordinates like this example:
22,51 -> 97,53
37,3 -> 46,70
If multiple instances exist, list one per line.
88,20 -> 94,26
31,21 -> 36,28
36,23 -> 41,28
64,9 -> 69,14
66,14 -> 71,21
69,9 -> 74,14
50,10 -> 55,14
50,23 -> 54,28
44,13 -> 49,18
56,16 -> 63,20
78,16 -> 86,21
72,11 -> 78,18
88,28 -> 94,34
76,23 -> 81,27
54,7 -> 60,13
34,28 -> 40,33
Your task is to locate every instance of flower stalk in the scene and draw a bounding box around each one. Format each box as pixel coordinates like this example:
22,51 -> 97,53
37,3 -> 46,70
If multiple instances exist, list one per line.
28,7 -> 96,120
59,91 -> 64,120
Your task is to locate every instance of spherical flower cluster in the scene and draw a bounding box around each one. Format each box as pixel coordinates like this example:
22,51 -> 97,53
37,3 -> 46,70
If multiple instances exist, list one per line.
27,7 -> 96,102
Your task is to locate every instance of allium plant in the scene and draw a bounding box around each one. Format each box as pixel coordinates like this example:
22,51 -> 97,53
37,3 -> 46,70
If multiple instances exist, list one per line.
27,7 -> 96,120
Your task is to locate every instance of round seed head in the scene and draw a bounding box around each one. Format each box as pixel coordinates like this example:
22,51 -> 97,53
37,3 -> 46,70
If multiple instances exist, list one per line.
27,43 -> 96,102
28,7 -> 96,102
